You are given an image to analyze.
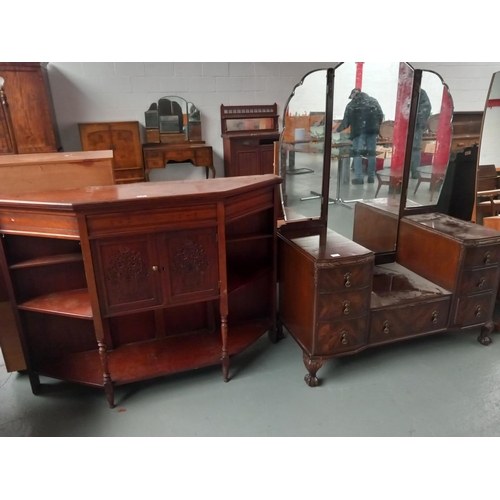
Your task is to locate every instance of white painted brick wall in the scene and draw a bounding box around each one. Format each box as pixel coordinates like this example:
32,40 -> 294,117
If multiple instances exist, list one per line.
47,61 -> 500,176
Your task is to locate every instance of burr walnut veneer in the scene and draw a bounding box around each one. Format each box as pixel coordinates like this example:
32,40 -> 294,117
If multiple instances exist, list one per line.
0,175 -> 282,407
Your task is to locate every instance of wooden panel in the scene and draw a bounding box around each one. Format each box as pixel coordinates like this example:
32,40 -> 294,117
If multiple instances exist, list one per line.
159,228 -> 219,304
0,151 -> 115,194
278,235 -> 315,354
92,234 -> 163,316
225,187 -> 274,222
0,63 -> 59,154
397,219 -> 461,291
352,202 -> 398,253
80,124 -> 112,151
0,209 -> 80,238
86,205 -> 218,237
0,301 -> 25,371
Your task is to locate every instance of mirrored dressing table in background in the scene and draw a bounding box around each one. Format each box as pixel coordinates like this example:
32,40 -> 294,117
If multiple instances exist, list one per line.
143,96 -> 215,180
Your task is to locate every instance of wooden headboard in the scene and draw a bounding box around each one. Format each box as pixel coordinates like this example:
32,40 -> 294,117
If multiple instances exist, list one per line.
0,150 -> 115,194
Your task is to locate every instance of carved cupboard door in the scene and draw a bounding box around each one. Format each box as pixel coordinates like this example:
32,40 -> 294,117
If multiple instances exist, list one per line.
157,228 -> 219,304
92,234 -> 162,316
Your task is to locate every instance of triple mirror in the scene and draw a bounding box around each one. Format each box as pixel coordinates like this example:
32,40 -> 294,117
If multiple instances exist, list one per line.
144,95 -> 202,144
279,62 -> 454,255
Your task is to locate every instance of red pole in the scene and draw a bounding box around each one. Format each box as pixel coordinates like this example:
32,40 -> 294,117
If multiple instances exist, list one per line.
432,88 -> 453,177
390,63 -> 413,179
355,62 -> 364,89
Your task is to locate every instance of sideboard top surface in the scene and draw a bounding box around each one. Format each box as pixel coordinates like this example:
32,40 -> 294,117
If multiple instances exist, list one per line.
0,174 -> 282,211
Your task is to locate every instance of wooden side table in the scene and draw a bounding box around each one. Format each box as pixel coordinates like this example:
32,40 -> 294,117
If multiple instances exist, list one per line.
143,143 -> 215,181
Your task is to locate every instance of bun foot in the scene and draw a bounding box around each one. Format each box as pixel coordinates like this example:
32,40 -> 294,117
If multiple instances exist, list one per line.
304,373 -> 320,387
478,333 -> 492,346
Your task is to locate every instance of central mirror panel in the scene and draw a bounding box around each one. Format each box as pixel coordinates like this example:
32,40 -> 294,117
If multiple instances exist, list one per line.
331,62 -> 413,251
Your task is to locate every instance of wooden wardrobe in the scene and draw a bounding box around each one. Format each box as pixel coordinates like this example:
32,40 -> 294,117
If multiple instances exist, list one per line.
0,62 -> 61,155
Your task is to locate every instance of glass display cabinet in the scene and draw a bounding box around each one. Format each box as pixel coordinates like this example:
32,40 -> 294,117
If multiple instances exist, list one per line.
277,62 -> 500,387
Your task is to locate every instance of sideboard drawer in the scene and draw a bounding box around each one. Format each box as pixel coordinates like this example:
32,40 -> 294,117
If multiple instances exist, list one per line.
370,298 -> 450,344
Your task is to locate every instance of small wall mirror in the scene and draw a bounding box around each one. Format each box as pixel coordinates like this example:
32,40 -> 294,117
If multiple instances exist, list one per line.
144,95 -> 202,144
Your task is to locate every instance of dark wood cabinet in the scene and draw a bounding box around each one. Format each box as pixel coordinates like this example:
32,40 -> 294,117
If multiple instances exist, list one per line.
0,175 -> 282,407
0,62 -> 61,155
79,121 -> 145,184
221,104 -> 280,177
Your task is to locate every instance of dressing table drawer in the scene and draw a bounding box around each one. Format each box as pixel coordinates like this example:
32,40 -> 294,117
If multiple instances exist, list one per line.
462,245 -> 500,268
454,293 -> 495,327
317,288 -> 371,321
370,298 -> 450,344
458,266 -> 498,295
144,158 -> 164,169
317,262 -> 373,293
144,150 -> 162,160
316,316 -> 368,355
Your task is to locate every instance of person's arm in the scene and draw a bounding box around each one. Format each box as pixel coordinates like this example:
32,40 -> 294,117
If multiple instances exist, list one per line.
335,105 -> 350,132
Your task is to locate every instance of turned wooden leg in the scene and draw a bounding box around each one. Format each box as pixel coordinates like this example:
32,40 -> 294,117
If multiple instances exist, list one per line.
103,375 -> 116,409
28,372 -> 41,395
303,352 -> 326,387
221,317 -> 229,382
478,320 -> 495,346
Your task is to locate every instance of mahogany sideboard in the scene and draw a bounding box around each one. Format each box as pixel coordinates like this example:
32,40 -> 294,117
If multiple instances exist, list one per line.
142,142 -> 215,181
278,210 -> 500,386
0,174 -> 282,407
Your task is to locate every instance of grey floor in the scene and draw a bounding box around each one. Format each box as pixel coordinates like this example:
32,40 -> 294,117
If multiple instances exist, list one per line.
2,316 -> 500,437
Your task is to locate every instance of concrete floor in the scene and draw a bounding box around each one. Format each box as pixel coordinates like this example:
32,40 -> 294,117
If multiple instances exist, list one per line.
2,316 -> 500,436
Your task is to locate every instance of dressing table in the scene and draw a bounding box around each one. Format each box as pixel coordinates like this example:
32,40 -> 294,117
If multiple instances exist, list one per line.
143,96 -> 215,180
277,63 -> 500,386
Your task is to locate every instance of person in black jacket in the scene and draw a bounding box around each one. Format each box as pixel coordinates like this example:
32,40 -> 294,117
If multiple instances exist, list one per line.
410,88 -> 432,178
335,88 -> 384,185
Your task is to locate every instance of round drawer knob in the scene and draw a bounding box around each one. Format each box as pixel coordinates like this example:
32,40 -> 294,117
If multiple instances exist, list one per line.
484,252 -> 491,264
475,306 -> 483,317
431,311 -> 438,323
383,321 -> 390,334
152,265 -> 159,272
478,277 -> 486,288
341,331 -> 348,345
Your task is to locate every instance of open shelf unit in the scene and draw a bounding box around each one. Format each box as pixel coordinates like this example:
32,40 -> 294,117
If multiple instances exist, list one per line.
0,175 -> 282,407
